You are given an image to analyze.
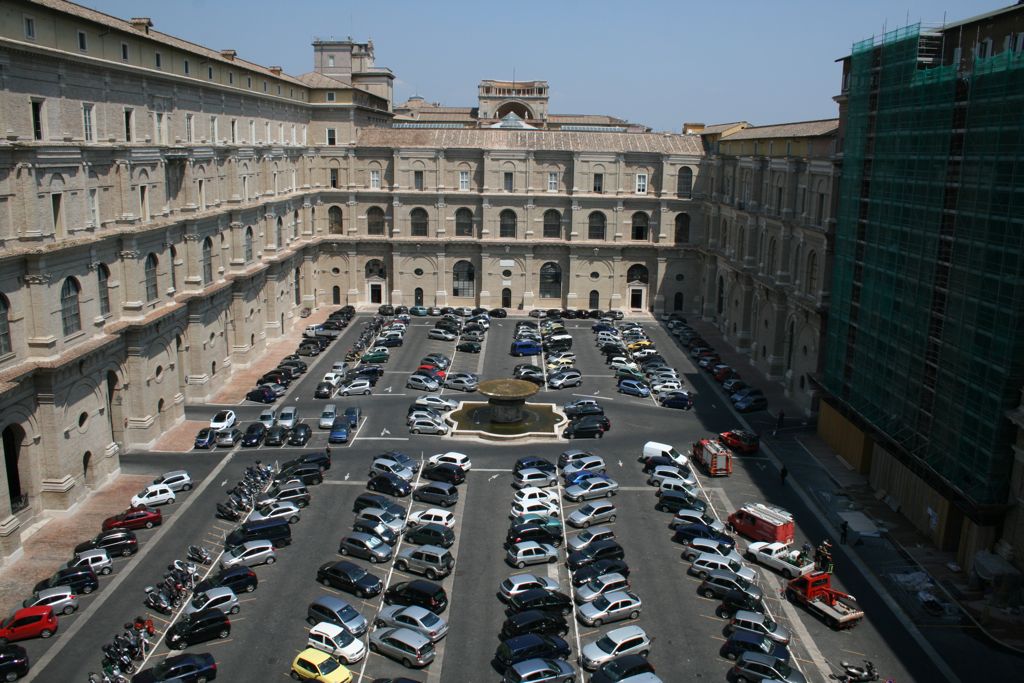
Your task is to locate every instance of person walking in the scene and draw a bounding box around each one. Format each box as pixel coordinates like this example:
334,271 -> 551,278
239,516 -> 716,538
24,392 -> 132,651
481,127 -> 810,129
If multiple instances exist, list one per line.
779,465 -> 788,486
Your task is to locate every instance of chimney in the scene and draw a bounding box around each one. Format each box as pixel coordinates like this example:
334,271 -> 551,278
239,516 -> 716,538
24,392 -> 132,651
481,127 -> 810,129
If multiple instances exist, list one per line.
129,17 -> 153,34
220,49 -> 237,61
269,66 -> 282,76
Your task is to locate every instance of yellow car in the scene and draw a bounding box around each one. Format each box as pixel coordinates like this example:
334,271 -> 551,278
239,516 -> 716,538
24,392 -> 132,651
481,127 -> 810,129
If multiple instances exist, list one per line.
627,340 -> 653,351
291,648 -> 352,683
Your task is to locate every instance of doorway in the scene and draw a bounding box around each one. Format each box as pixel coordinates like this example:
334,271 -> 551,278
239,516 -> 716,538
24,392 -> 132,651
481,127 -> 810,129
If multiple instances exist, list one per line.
414,288 -> 424,306
370,283 -> 382,304
673,292 -> 683,311
332,286 -> 341,305
501,288 -> 512,308
589,290 -> 600,309
630,288 -> 644,310
2,424 -> 27,513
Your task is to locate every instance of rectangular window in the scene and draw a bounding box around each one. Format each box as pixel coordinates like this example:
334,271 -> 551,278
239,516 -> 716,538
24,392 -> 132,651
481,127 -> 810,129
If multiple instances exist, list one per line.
139,185 -> 149,222
249,120 -> 255,143
230,119 -> 237,143
326,92 -> 336,102
77,30 -> 87,51
51,193 -> 63,236
24,16 -> 35,39
247,76 -> 252,88
593,173 -> 603,193
228,72 -> 234,85
330,169 -> 339,188
328,55 -> 335,67
548,172 -> 558,192
185,114 -> 193,143
291,125 -> 296,145
210,116 -> 218,142
635,173 -> 648,194
208,66 -> 214,80
154,112 -> 165,144
183,59 -> 190,75
459,170 -> 470,191
31,100 -> 43,140
121,43 -> 129,61
154,52 -> 161,69
414,170 -> 424,191
263,81 -> 268,92
370,170 -> 381,189
503,172 -> 514,192
326,128 -> 336,145
265,122 -> 271,143
277,85 -> 282,95
278,124 -> 284,142
123,108 -> 134,142
82,103 -> 94,142
302,126 -> 307,145
87,188 -> 99,227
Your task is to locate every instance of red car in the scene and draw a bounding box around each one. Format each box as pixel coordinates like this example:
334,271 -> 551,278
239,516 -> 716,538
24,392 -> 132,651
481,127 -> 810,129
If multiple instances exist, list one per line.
102,505 -> 163,531
0,606 -> 58,644
713,366 -> 740,383
718,429 -> 760,454
417,365 -> 447,379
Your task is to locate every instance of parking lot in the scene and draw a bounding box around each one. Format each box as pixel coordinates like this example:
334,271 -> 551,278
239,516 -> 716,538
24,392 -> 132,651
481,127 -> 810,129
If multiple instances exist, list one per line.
15,309 -> 950,683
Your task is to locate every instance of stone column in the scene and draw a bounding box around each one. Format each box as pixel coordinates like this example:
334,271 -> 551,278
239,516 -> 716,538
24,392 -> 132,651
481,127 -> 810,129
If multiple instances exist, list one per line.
652,256 -> 667,314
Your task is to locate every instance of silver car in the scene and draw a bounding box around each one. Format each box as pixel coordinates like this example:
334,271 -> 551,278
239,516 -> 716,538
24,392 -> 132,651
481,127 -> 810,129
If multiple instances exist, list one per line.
574,572 -> 630,604
407,409 -> 443,425
409,418 -> 448,435
567,500 -> 617,528
444,376 -> 478,392
374,605 -> 449,643
579,625 -> 652,670
24,586 -> 78,615
249,501 -> 301,524
368,627 -> 436,667
647,465 -> 697,488
406,375 -> 440,392
357,507 -> 406,535
153,470 -> 193,492
498,573 -> 560,602
512,468 -> 558,489
562,456 -> 606,479
220,540 -> 277,569
505,541 -> 559,569
66,548 -> 113,576
566,526 -> 615,553
576,590 -> 642,627
369,458 -> 415,482
503,658 -> 574,683
338,532 -> 393,564
183,586 -> 239,616
563,477 -> 619,502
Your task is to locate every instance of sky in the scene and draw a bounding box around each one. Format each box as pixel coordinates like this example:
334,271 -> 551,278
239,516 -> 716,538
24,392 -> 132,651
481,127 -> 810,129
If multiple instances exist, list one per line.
84,0 -> 1000,132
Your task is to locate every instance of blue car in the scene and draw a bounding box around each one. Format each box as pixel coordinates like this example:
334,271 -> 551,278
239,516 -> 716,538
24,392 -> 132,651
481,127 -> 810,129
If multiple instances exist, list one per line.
514,456 -> 556,474
617,379 -> 651,397
328,418 -> 350,444
194,428 -> 217,449
735,395 -> 767,413
660,392 -> 693,410
563,470 -> 611,487
410,306 -> 429,316
671,522 -> 735,549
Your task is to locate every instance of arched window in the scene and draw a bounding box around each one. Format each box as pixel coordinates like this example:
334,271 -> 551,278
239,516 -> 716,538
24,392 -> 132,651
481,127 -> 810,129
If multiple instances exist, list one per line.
766,238 -> 777,276
815,180 -> 827,225
674,214 -> 690,244
786,320 -> 795,370
499,210 -> 517,239
168,246 -> 177,290
365,259 -> 386,279
677,167 -> 693,198
293,209 -> 299,239
328,206 -> 343,234
631,212 -> 649,241
626,264 -> 649,284
0,294 -> 12,355
97,263 -> 111,316
793,243 -> 803,285
410,208 -> 429,237
202,237 -> 213,284
244,227 -> 253,262
589,290 -> 600,309
275,216 -> 283,246
452,260 -> 476,298
673,292 -> 684,311
543,210 -> 561,239
367,206 -> 385,236
806,251 -> 819,295
455,208 -> 473,237
60,277 -> 82,336
144,253 -> 159,301
588,212 -> 606,241
539,262 -> 561,299
716,276 -> 725,315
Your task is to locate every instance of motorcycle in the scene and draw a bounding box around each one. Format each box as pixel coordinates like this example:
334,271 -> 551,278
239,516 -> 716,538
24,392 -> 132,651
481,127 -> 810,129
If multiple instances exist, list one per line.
216,503 -> 241,521
130,615 -> 156,636
187,545 -> 212,565
830,660 -> 879,682
143,586 -> 173,615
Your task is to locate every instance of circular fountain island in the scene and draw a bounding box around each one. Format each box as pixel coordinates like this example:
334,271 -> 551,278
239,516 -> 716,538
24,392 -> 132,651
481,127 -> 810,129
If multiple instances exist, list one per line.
447,378 -> 566,441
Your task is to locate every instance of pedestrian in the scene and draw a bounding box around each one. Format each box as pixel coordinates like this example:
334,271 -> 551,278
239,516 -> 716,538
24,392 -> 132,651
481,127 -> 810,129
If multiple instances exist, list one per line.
324,444 -> 331,457
840,520 -> 849,545
779,465 -> 788,486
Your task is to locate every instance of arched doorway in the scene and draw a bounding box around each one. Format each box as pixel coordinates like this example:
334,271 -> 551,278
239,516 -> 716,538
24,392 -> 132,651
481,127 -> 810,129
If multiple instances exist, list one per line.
589,290 -> 600,309
501,288 -> 512,309
674,292 -> 683,311
157,398 -> 166,431
626,264 -> 649,311
106,371 -> 124,447
332,286 -> 341,305
495,101 -> 533,120
365,259 -> 387,305
2,424 -> 27,513
293,268 -> 301,306
83,451 -> 94,487
414,288 -> 424,306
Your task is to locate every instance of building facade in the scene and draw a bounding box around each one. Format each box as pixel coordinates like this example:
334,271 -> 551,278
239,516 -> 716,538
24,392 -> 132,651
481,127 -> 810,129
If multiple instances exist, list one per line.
819,5 -> 1024,571
0,0 -> 704,561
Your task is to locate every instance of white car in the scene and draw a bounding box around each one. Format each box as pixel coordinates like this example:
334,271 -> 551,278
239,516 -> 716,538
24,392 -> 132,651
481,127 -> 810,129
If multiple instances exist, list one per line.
321,372 -> 344,388
428,452 -> 472,471
131,484 -> 176,507
545,356 -> 576,370
509,499 -> 559,519
427,329 -> 457,341
278,406 -> 299,429
258,409 -> 277,429
340,379 -> 373,396
414,395 -> 459,412
651,380 -> 684,394
307,622 -> 367,665
152,470 -> 192,492
609,358 -> 640,373
407,508 -> 455,529
331,361 -> 349,374
648,465 -> 697,488
514,486 -> 559,506
409,418 -> 448,435
210,410 -> 236,430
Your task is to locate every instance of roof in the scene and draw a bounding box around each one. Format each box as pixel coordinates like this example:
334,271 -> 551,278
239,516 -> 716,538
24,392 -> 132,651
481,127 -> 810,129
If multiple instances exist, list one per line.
30,0 -> 306,86
549,114 -> 629,125
699,122 -> 751,135
296,72 -> 352,89
721,119 -> 838,140
356,128 -> 704,155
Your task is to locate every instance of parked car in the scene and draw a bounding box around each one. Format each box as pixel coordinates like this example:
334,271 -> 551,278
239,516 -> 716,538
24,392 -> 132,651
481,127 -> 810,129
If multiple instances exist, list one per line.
567,501 -> 617,528
384,580 -> 448,614
564,477 -> 618,502
579,625 -> 652,671
74,528 -> 137,557
220,540 -> 277,569
131,653 -> 217,683
167,608 -> 231,650
102,505 -> 162,531
506,541 -> 559,569
287,424 -> 312,446
394,545 -> 454,580
576,590 -> 642,627
193,428 -> 218,449
0,644 -> 29,680
316,561 -> 383,600
195,566 -> 258,596
338,532 -> 393,564
340,379 -> 373,396
499,610 -> 569,640
409,418 -> 448,435
241,423 -> 266,447
374,605 -> 448,643
405,523 -> 454,549
406,375 -> 440,392
215,428 -> 243,447
306,621 -> 366,665
498,573 -> 560,602
23,586 -> 78,616
413,481 -> 459,507
210,410 -> 237,430
617,379 -> 651,397
131,484 -> 175,507
246,386 -> 276,403
289,647 -> 352,682
590,654 -> 656,683
328,419 -> 350,444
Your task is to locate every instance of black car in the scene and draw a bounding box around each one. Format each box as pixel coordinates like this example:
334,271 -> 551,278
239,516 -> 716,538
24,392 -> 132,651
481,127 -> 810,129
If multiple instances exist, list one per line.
296,344 -> 320,356
316,560 -> 383,598
130,652 -> 217,683
294,449 -> 330,470
590,654 -> 655,683
412,482 -> 458,507
194,566 -> 258,595
504,589 -> 572,617
499,609 -> 569,639
572,414 -> 610,433
489,308 -> 508,318
420,464 -> 465,485
274,464 -> 323,486
571,558 -> 631,587
287,424 -> 313,446
404,523 -> 454,548
379,337 -> 403,347
245,386 -> 276,403
717,588 -> 766,619
314,382 -> 334,399
493,633 -> 571,673
564,403 -> 604,419
384,580 -> 448,614
241,423 -> 266,447
279,359 -> 308,373
655,489 -> 708,514
74,528 -> 137,557
378,305 -> 395,316
504,523 -> 562,549
514,456 -> 556,474
563,419 -> 604,440
567,539 -> 625,571
259,372 -> 290,387
671,523 -> 735,549
0,644 -> 28,680
641,455 -> 681,474
352,518 -> 398,546
264,425 -> 290,446
353,493 -> 406,518
367,473 -> 411,497
167,609 -> 230,650
355,365 -> 385,379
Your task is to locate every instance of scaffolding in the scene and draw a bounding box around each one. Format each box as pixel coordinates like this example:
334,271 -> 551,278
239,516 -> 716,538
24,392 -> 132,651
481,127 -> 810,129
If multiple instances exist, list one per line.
824,24 -> 1024,507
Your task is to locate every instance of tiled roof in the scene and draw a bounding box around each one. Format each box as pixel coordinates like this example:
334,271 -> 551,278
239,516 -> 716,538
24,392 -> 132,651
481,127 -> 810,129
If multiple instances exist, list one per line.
722,119 -> 839,140
296,72 -> 352,88
549,114 -> 629,125
406,111 -> 476,122
699,122 -> 750,135
356,128 -> 704,155
31,0 -> 306,86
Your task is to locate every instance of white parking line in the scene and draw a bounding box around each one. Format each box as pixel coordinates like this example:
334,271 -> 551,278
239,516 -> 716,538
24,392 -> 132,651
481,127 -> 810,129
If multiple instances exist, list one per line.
553,479 -> 584,683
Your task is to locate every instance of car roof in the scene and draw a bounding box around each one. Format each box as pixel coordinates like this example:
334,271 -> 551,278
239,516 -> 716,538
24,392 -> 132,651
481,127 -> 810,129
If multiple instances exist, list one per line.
35,585 -> 74,599
310,621 -> 345,637
605,624 -> 647,642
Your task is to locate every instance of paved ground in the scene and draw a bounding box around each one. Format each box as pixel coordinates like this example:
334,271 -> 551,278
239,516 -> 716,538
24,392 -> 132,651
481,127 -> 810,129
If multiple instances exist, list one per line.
3,309 -> 1017,682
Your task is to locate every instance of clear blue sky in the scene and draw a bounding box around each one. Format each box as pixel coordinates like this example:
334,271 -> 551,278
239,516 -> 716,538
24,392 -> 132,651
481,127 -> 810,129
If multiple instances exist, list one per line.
86,0 -> 1000,131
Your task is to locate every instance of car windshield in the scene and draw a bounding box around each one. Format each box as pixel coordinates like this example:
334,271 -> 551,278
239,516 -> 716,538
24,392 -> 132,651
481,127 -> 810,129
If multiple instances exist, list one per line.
335,628 -> 355,646
728,559 -> 742,572
578,531 -> 594,542
214,412 -> 229,421
584,577 -> 606,591
764,615 -> 778,631
592,596 -> 611,610
579,504 -> 595,515
318,658 -> 340,674
339,604 -> 359,621
757,636 -> 774,654
191,593 -> 208,607
364,535 -> 382,548
735,575 -> 751,589
594,634 -> 617,654
420,611 -> 440,626
775,661 -> 792,676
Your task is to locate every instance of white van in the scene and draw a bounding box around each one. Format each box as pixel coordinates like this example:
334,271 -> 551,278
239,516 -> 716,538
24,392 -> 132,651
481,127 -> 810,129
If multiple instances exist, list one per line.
641,441 -> 689,467
304,324 -> 323,338
319,405 -> 338,429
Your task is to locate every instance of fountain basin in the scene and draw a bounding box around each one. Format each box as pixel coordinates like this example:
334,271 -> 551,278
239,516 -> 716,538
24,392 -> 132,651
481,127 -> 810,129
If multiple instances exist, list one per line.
446,401 -> 568,441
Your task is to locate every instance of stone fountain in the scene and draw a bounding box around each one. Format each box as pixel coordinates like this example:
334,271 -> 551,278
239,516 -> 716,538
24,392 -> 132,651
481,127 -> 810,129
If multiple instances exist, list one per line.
446,378 -> 566,441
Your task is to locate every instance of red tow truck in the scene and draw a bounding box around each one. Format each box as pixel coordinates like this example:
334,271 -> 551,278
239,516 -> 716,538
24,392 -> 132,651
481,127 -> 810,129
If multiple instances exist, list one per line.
785,571 -> 865,629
